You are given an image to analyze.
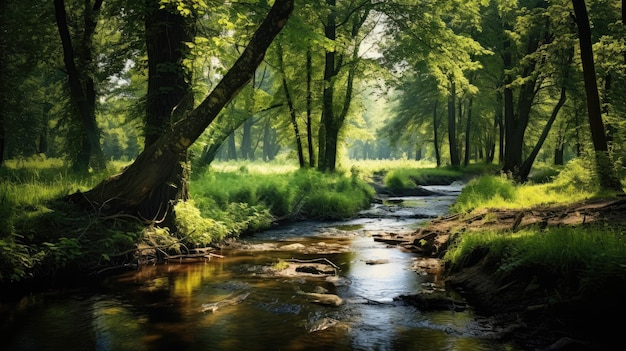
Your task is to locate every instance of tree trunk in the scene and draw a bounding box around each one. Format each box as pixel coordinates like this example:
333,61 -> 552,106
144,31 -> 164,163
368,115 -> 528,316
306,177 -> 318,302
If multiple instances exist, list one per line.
54,0 -> 106,172
447,80 -> 460,166
227,132 -> 238,160
145,1 -> 193,147
463,97 -> 473,166
277,44 -> 305,168
306,49 -> 315,168
433,100 -> 441,167
66,0 -> 295,218
518,83 -> 567,182
241,117 -> 253,159
503,77 -> 538,174
554,145 -> 564,165
518,49 -> 573,181
319,1 -> 368,172
142,0 -> 196,222
0,0 -> 6,166
319,0 -> 337,172
572,0 -> 623,192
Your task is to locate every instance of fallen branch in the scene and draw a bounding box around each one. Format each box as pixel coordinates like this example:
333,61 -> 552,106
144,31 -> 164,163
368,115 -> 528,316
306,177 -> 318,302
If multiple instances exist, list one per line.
286,257 -> 340,270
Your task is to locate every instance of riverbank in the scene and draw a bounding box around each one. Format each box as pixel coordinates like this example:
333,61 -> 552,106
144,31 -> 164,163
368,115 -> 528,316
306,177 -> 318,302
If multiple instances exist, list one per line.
378,196 -> 626,351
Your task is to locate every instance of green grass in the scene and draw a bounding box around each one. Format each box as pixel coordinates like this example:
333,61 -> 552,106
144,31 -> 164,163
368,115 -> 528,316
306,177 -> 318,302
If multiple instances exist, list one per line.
444,225 -> 626,300
443,156 -> 626,314
449,158 -> 619,214
189,166 -> 375,222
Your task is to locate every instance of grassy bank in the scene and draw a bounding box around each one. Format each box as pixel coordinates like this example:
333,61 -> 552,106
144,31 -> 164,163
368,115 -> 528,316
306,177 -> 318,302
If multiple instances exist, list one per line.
443,158 -> 626,329
0,159 -> 381,285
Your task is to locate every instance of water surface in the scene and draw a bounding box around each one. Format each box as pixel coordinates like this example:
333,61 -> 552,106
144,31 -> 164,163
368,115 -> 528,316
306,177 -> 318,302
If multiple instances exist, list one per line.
1,185 -> 522,351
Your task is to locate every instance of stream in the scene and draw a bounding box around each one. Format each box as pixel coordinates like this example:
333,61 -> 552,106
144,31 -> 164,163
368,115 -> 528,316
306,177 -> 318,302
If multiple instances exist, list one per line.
1,184 -> 523,351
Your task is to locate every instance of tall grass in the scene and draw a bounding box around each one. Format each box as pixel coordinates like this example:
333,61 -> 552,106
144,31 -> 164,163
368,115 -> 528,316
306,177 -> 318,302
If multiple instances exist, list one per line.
189,167 -> 375,223
445,225 -> 626,299
449,158 -> 611,214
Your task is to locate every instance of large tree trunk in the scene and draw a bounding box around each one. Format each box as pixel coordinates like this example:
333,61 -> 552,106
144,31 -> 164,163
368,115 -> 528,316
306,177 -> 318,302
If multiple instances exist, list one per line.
66,0 -> 295,218
142,0 -> 195,222
144,0 -> 193,146
502,35 -> 540,175
572,0 -> 623,192
518,49 -> 573,182
54,0 -> 106,172
319,1 -> 368,172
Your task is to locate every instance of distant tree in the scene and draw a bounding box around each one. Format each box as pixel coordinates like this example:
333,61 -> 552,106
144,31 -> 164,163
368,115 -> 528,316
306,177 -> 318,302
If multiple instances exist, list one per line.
381,0 -> 487,167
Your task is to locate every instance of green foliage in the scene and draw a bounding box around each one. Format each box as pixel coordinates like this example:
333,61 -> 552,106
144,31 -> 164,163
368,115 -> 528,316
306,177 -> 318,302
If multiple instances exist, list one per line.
302,192 -> 362,220
174,200 -> 229,245
0,238 -> 45,283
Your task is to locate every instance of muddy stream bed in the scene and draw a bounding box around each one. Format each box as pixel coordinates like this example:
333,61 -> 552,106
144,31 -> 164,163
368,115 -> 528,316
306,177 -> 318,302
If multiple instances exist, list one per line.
1,184 -> 524,350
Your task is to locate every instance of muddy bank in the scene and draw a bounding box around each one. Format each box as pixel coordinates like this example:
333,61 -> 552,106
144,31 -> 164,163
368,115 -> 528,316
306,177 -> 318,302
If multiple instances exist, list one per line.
375,196 -> 626,351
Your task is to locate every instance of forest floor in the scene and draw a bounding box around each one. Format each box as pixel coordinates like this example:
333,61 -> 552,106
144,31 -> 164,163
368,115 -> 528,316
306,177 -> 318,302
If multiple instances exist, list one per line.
378,195 -> 626,351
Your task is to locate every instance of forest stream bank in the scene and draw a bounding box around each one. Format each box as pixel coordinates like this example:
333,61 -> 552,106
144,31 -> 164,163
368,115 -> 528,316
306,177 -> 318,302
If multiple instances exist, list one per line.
375,195 -> 626,351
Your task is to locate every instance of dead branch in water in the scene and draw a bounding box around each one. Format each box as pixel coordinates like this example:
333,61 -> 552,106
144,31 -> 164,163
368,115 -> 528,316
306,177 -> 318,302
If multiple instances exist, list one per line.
286,257 -> 340,270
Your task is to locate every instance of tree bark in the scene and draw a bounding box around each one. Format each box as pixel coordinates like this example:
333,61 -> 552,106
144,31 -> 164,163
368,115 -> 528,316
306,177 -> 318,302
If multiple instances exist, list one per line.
144,0 -> 193,147
142,0 -> 196,222
502,34 -> 540,175
572,0 -> 623,192
67,0 -> 295,218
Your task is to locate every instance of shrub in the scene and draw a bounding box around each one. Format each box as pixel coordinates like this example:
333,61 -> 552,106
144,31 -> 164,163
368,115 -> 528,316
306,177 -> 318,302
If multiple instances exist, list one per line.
174,200 -> 229,246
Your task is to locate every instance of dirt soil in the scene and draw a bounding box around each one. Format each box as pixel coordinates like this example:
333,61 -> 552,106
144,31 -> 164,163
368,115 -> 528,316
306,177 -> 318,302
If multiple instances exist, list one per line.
375,196 -> 626,351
